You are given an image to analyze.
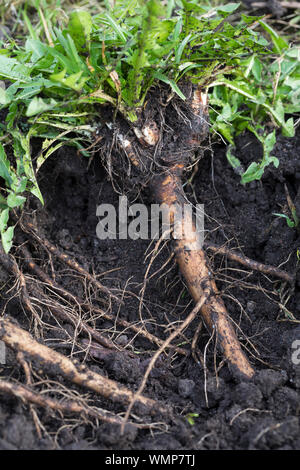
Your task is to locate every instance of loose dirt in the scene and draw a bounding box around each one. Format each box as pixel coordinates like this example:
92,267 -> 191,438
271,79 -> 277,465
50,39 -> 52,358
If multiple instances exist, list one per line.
0,125 -> 299,450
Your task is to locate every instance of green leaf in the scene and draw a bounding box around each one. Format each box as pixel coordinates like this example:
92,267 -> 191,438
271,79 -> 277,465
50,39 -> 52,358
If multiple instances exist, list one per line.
259,20 -> 288,54
252,57 -> 262,82
11,177 -> 27,194
244,54 -> 256,78
269,156 -> 279,168
50,69 -> 88,91
217,3 -> 240,14
214,122 -> 234,144
68,10 -> 93,51
15,84 -> 43,101
23,9 -> 38,40
285,47 -> 300,58
37,127 -> 78,170
273,213 -> 295,228
241,162 -> 263,184
263,130 -> 276,155
175,34 -> 192,64
185,412 -> 199,426
25,38 -> 48,61
240,128 -> 279,184
11,130 -> 44,205
1,225 -> 14,253
154,72 -> 186,100
0,55 -> 31,83
210,79 -> 263,104
0,86 -> 10,105
104,12 -> 127,43
226,146 -> 243,174
26,97 -> 57,117
45,40 -> 76,73
245,54 -> 262,82
166,0 -> 175,18
217,103 -> 232,121
181,1 -> 206,13
282,117 -> 295,138
6,193 -> 26,208
0,206 -> 14,253
284,76 -> 300,90
0,144 -> 12,186
241,14 -> 265,24
0,208 -> 9,230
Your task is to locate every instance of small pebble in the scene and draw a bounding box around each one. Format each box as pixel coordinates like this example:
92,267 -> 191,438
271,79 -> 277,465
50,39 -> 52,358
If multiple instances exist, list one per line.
115,335 -> 128,346
246,301 -> 256,314
178,379 -> 195,398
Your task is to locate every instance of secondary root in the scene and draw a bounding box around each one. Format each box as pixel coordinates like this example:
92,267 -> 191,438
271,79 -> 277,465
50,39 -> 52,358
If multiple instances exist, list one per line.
0,242 -> 174,432
204,241 -> 294,284
0,317 -> 168,417
0,379 -> 152,429
122,285 -> 212,432
19,218 -> 123,304
16,240 -> 188,357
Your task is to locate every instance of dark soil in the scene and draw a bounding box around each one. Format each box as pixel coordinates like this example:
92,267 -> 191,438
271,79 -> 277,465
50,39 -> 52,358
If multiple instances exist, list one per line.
0,123 -> 300,450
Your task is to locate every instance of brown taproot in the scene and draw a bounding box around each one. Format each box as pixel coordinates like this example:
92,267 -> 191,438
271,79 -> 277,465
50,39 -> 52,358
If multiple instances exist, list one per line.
150,168 -> 255,379
0,318 -> 168,415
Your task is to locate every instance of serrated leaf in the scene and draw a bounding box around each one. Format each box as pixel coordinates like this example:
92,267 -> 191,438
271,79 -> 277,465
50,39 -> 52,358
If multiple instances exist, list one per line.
0,55 -> 31,83
15,84 -> 43,101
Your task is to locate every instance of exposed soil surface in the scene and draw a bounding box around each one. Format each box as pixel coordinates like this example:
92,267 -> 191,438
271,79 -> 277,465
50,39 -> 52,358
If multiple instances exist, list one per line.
0,122 -> 300,450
